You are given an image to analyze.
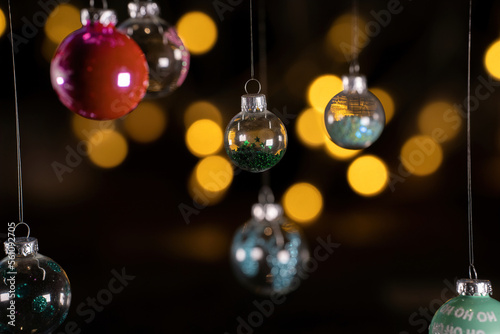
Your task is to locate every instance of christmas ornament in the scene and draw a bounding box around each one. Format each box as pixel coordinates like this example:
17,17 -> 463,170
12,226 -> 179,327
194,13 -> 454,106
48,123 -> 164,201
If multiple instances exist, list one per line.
225,89 -> 287,172
230,187 -> 309,296
50,4 -> 149,120
0,233 -> 71,334
430,279 -> 500,334
118,1 -> 190,98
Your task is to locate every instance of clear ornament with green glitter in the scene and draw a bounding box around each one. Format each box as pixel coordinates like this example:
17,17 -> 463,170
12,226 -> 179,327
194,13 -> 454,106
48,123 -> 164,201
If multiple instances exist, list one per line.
430,279 -> 500,334
324,75 -> 385,149
230,187 -> 309,296
0,237 -> 71,333
225,93 -> 287,172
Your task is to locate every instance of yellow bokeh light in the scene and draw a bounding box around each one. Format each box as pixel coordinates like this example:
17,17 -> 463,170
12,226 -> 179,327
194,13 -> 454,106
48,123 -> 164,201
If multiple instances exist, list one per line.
124,102 -> 167,143
188,169 -> 227,206
186,119 -> 223,157
307,74 -> 343,113
296,108 -> 326,148
44,4 -> 82,44
88,130 -> 128,169
0,9 -> 6,38
371,88 -> 395,123
72,115 -> 115,141
177,11 -> 217,55
184,101 -> 223,128
283,183 -> 323,224
326,14 -> 367,62
195,155 -> 233,193
401,135 -> 443,176
485,39 -> 500,80
347,155 -> 388,197
42,37 -> 58,63
324,139 -> 361,160
418,101 -> 462,142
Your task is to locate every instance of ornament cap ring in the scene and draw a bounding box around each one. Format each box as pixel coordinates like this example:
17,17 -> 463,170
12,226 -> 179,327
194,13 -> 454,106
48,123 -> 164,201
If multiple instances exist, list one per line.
15,222 -> 30,238
245,78 -> 262,94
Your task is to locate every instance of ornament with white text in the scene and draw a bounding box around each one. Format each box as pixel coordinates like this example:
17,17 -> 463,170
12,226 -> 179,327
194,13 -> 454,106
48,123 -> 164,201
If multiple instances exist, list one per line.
51,6 -> 149,120
118,1 -> 189,98
430,279 -> 500,334
0,236 -> 71,334
230,187 -> 309,296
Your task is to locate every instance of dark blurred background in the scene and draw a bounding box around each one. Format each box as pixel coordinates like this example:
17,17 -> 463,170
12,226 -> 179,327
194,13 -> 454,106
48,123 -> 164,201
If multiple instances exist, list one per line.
1,0 -> 500,333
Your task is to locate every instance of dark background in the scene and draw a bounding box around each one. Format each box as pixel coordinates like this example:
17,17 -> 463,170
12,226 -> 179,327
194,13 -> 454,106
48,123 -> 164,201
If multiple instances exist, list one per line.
1,0 -> 500,333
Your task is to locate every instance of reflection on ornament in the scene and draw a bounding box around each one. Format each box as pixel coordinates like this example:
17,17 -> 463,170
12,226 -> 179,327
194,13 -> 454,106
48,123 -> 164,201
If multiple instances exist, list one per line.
0,237 -> 71,333
51,7 -> 149,120
224,93 -> 287,172
430,279 -> 500,334
324,75 -> 385,149
118,1 -> 190,98
230,187 -> 309,296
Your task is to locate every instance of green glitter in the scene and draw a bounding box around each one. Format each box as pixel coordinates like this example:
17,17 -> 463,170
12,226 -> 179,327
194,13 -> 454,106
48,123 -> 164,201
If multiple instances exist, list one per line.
229,142 -> 285,172
47,261 -> 62,273
32,296 -> 48,313
16,282 -> 29,298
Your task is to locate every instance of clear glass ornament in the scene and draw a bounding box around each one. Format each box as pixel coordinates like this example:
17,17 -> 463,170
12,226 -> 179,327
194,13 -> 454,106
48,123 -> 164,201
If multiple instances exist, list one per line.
225,93 -> 287,172
118,1 -> 190,98
430,279 -> 500,333
230,188 -> 309,296
0,237 -> 71,334
324,75 -> 385,149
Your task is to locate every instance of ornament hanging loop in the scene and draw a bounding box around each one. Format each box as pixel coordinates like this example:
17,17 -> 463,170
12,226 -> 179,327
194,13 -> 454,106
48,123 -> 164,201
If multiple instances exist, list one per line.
258,186 -> 275,204
469,264 -> 478,280
15,222 -> 30,238
244,78 -> 262,94
89,0 -> 108,9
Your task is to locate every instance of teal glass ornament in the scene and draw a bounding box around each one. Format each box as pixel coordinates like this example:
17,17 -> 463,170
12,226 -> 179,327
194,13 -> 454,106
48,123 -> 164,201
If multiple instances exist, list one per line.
430,279 -> 500,334
230,187 -> 309,295
224,93 -> 287,173
0,237 -> 71,333
324,75 -> 385,149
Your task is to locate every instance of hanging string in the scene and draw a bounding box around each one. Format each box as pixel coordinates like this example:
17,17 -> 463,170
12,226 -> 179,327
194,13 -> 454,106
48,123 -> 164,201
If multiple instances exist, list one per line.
466,0 -> 477,280
258,0 -> 267,94
249,0 -> 255,79
349,0 -> 360,74
7,0 -> 24,224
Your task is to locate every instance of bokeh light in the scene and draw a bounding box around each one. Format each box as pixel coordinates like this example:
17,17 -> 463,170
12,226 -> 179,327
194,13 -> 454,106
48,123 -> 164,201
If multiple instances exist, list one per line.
195,155 -> 233,193
184,101 -> 223,128
418,101 -> 462,142
296,108 -> 326,148
72,115 -> 115,141
0,9 -> 6,38
44,4 -> 81,44
177,11 -> 217,55
401,135 -> 443,176
371,88 -> 395,123
186,120 -> 223,157
88,130 -> 128,169
326,14 -> 367,62
347,155 -> 388,197
189,169 -> 227,206
283,183 -> 323,224
124,102 -> 167,143
307,74 -> 343,113
485,39 -> 500,80
324,140 -> 361,160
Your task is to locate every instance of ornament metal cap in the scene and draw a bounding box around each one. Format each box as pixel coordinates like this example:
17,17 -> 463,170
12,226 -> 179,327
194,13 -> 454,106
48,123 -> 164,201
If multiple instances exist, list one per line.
241,94 -> 267,113
342,75 -> 368,94
457,279 -> 493,297
4,237 -> 39,257
128,1 -> 161,18
252,203 -> 283,222
82,8 -> 118,26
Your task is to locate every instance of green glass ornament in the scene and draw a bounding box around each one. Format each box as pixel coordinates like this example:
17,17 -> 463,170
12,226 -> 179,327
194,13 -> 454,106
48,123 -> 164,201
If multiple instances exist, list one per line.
0,237 -> 71,333
430,279 -> 500,334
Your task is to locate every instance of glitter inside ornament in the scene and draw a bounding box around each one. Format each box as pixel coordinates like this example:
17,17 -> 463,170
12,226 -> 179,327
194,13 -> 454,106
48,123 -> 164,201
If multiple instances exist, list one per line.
324,75 -> 385,149
430,279 -> 500,334
0,237 -> 71,334
118,1 -> 190,98
50,7 -> 149,120
230,188 -> 309,296
225,94 -> 287,172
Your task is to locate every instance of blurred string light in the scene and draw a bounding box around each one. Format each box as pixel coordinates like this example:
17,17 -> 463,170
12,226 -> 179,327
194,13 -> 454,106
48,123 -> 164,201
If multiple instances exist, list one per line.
186,119 -> 223,157
371,88 -> 395,123
188,155 -> 233,206
347,155 -> 388,197
324,140 -> 360,160
184,101 -> 223,128
88,130 -> 128,169
400,135 -> 443,176
0,8 -> 6,38
484,39 -> 500,80
72,115 -> 115,141
296,108 -> 326,148
307,74 -> 343,112
326,13 -> 367,62
44,4 -> 81,44
283,183 -> 323,224
123,101 -> 167,143
177,11 -> 217,55
418,101 -> 462,142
